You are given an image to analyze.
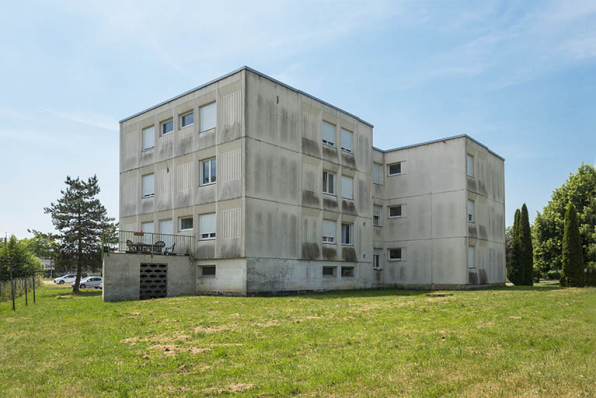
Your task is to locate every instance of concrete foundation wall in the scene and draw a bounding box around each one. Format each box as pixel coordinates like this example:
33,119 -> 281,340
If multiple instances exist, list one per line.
196,259 -> 247,295
103,253 -> 194,302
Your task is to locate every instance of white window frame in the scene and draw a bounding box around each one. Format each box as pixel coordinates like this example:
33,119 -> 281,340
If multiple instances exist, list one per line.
388,248 -> 402,261
341,175 -> 353,200
178,216 -> 193,232
389,205 -> 402,218
373,163 -> 383,185
180,111 -> 194,128
373,254 -> 382,270
200,158 -> 217,186
199,213 -> 216,240
322,121 -> 336,147
373,206 -> 382,227
388,162 -> 402,176
161,119 -> 173,136
142,125 -> 155,151
199,102 -> 216,132
340,128 -> 353,154
142,174 -> 154,198
341,223 -> 354,246
467,154 -> 474,178
468,246 -> 475,269
322,220 -> 336,244
468,200 -> 475,223
323,171 -> 336,195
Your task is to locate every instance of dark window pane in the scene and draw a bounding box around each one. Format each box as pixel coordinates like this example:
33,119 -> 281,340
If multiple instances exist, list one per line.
202,266 -> 216,276
389,163 -> 401,175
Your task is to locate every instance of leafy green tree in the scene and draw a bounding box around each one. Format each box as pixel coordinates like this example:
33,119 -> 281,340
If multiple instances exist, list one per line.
44,176 -> 115,292
561,203 -> 584,287
507,208 -> 525,285
520,204 -> 534,285
0,235 -> 43,281
534,164 -> 596,274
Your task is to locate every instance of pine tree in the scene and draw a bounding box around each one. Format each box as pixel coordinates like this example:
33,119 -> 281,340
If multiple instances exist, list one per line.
44,176 -> 115,293
507,208 -> 525,285
560,203 -> 584,287
520,204 -> 534,285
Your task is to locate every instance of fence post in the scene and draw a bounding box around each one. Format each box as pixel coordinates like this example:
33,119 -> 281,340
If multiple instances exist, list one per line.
25,275 -> 28,306
10,266 -> 15,311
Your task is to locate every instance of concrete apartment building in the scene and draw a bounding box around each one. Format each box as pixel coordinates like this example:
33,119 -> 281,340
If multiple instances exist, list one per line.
103,66 -> 505,302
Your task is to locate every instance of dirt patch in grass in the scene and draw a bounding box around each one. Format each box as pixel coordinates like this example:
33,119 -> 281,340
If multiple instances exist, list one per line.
194,325 -> 233,333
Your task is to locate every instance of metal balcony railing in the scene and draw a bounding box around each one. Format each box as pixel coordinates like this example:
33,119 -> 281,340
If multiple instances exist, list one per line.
102,230 -> 194,257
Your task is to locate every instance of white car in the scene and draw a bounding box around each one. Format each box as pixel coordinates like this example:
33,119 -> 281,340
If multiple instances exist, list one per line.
54,274 -> 76,285
72,277 -> 103,289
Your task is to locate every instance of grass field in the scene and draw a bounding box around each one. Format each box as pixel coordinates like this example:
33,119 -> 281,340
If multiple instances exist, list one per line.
1,283 -> 595,397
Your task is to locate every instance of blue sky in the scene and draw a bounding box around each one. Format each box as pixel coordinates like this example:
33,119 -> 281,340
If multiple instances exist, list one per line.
1,0 -> 595,238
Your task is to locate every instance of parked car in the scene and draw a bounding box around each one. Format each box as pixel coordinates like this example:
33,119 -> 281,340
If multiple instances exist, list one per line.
72,277 -> 103,289
54,274 -> 76,285
98,282 -> 102,290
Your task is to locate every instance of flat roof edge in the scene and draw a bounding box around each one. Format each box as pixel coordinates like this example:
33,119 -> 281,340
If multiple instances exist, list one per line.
377,134 -> 505,161
120,66 -> 374,127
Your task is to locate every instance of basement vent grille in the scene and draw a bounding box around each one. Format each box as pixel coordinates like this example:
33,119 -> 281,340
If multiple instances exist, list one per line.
140,263 -> 168,300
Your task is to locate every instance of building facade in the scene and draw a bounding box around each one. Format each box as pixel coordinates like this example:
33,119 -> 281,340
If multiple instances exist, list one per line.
103,66 -> 505,301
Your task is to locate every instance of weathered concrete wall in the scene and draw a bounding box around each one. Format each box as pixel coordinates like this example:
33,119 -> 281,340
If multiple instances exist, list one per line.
243,69 -> 374,289
103,253 -> 194,302
246,258 -> 373,293
196,259 -> 247,295
375,136 -> 505,287
118,70 -> 246,261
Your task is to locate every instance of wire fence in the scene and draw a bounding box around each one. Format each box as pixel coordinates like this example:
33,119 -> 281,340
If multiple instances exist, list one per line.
0,276 -> 42,302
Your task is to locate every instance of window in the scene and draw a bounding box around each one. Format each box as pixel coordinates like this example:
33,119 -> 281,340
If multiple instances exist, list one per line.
322,266 -> 336,276
323,171 -> 336,195
467,154 -> 474,178
389,205 -> 402,218
159,219 -> 173,247
200,102 -> 216,132
468,200 -> 475,223
179,217 -> 193,232
199,213 -> 216,240
468,246 -> 475,269
142,126 -> 155,151
341,128 -> 353,153
373,163 -> 383,185
388,162 -> 401,176
141,222 -> 154,234
341,223 -> 353,245
389,248 -> 402,261
201,158 -> 217,186
373,206 -> 382,226
159,219 -> 173,235
161,119 -> 173,135
322,220 -> 336,244
141,222 -> 154,244
373,254 -> 381,269
322,121 -> 336,147
180,111 -> 194,128
201,265 -> 216,276
142,174 -> 154,198
341,266 -> 355,277
341,176 -> 353,199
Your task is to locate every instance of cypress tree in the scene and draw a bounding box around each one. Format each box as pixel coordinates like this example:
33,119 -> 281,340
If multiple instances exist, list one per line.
507,208 -> 525,285
560,203 -> 584,287
520,204 -> 534,286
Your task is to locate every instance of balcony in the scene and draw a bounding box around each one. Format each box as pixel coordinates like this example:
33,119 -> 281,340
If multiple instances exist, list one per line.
103,230 -> 194,257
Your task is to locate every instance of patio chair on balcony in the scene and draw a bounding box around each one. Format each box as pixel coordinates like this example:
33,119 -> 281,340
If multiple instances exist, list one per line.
164,242 -> 176,255
126,240 -> 137,253
153,241 -> 166,255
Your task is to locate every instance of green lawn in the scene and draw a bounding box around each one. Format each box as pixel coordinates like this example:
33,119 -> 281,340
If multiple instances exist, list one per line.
1,283 -> 595,397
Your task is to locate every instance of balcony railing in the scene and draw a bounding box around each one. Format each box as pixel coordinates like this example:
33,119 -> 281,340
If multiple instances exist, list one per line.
103,230 -> 194,257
